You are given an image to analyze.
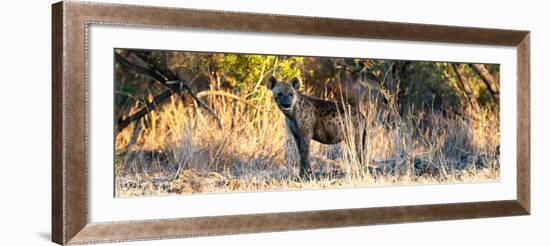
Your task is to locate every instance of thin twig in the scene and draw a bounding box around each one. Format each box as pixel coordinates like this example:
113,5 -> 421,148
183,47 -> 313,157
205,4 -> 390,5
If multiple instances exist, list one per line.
197,90 -> 261,110
167,80 -> 223,130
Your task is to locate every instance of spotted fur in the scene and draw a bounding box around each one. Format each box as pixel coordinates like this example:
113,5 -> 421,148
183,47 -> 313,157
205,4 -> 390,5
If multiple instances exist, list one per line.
267,76 -> 367,179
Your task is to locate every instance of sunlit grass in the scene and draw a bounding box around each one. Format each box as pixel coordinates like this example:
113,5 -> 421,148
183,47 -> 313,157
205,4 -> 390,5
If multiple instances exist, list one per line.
115,87 -> 499,197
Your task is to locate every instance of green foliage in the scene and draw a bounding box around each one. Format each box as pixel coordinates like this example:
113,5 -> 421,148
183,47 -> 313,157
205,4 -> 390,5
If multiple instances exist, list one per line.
216,54 -> 303,93
115,49 -> 499,117
401,61 -> 461,109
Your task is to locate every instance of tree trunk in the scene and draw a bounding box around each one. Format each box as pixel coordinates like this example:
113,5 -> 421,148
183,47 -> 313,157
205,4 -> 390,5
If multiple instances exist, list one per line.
469,64 -> 500,102
451,64 -> 477,108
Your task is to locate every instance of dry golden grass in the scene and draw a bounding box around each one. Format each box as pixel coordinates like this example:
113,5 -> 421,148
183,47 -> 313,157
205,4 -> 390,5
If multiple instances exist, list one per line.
114,88 -> 500,197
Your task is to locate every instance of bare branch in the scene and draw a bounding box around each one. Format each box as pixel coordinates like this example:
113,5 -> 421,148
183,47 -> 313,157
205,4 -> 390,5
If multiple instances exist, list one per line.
115,53 -> 167,83
197,90 -> 261,110
469,64 -> 500,101
167,81 -> 223,130
115,50 -> 222,133
130,50 -> 178,81
451,64 -> 476,108
116,89 -> 178,133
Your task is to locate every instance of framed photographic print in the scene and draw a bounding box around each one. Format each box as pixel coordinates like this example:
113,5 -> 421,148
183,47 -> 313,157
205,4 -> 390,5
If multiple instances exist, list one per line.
52,1 -> 530,245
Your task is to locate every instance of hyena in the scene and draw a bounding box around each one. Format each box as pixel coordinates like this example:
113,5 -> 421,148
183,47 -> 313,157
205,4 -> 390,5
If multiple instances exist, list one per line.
266,76 -> 368,179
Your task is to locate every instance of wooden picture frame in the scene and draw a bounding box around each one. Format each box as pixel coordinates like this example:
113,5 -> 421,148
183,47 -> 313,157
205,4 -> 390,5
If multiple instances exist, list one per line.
52,1 -> 530,245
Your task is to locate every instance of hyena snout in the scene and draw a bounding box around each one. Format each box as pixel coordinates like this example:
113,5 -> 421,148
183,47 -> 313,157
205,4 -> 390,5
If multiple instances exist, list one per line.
277,97 -> 293,110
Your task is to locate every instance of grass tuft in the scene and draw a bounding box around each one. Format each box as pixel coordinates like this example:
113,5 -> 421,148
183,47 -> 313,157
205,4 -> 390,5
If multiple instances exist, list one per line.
115,88 -> 499,197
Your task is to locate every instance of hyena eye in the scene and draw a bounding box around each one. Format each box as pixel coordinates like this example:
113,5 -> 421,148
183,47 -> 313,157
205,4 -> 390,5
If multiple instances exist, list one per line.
277,92 -> 283,97
288,92 -> 293,96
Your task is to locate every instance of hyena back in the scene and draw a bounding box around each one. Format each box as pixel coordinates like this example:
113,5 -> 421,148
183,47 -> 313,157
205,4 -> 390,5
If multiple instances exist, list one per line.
267,76 -> 367,179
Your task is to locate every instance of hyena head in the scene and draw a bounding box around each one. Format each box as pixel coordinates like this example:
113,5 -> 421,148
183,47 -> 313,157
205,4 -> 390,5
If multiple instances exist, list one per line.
266,76 -> 301,112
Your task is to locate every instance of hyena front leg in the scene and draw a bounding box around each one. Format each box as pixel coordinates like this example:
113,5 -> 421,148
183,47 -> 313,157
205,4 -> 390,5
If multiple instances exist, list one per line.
354,125 -> 367,167
293,134 -> 313,179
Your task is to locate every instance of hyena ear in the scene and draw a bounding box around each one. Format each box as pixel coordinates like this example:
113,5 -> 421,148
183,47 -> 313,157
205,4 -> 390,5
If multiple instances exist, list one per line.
290,77 -> 301,90
266,76 -> 277,90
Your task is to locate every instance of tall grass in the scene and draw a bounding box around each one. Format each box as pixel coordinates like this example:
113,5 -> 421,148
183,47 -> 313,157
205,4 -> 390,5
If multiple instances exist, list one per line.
115,87 -> 499,197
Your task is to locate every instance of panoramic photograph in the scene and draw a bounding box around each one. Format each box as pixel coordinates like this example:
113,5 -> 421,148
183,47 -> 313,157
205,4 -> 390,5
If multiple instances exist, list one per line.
113,48 -> 500,197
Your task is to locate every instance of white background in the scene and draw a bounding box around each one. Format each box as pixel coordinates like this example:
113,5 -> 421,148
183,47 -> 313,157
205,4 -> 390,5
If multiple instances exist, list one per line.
89,25 -> 517,222
0,0 -> 548,245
